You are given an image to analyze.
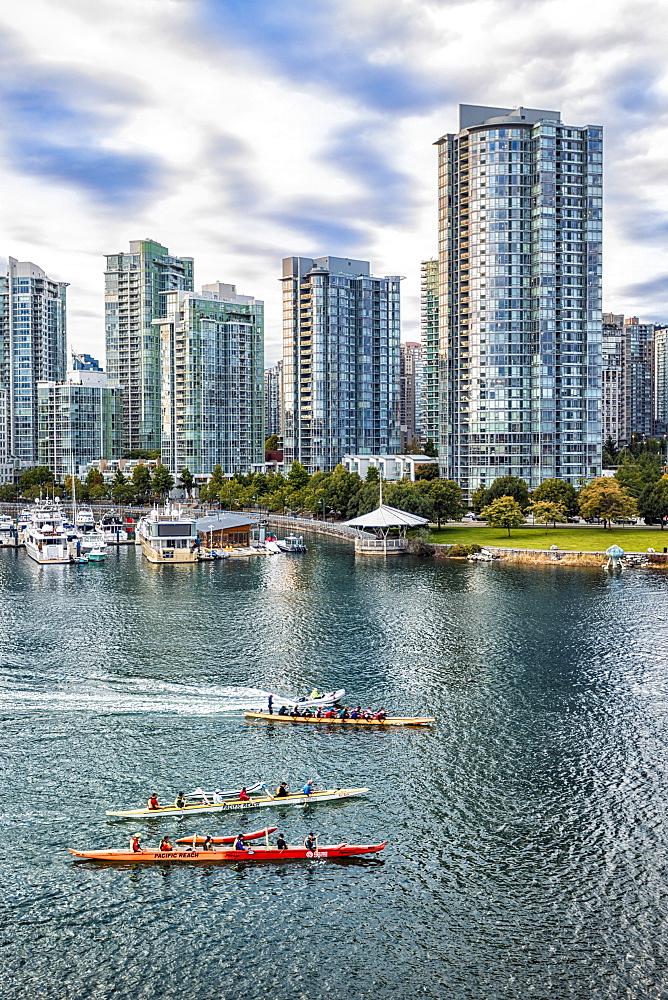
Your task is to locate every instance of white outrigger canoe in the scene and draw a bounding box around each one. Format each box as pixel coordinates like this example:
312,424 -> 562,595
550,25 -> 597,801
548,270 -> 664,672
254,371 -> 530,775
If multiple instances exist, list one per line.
105,787 -> 368,819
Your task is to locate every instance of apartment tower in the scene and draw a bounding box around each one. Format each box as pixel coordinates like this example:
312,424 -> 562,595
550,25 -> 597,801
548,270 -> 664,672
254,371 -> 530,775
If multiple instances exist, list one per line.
105,239 -> 193,453
157,282 -> 264,476
0,258 -> 68,467
281,256 -> 400,473
421,259 -> 440,449
435,105 -> 603,493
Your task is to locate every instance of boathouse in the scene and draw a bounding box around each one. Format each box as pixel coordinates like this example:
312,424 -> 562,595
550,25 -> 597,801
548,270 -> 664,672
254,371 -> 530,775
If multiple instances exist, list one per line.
195,513 -> 258,550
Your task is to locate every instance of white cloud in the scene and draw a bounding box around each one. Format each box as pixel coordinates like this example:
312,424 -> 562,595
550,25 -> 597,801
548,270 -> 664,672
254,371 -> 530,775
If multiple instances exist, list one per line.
0,0 -> 667,363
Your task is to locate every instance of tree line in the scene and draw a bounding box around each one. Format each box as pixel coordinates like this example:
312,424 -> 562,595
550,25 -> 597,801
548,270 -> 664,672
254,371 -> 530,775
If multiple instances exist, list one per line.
3,445 -> 667,531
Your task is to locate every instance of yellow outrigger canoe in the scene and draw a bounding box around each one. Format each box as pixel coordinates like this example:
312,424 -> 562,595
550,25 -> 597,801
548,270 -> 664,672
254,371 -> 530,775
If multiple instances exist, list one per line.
244,712 -> 434,727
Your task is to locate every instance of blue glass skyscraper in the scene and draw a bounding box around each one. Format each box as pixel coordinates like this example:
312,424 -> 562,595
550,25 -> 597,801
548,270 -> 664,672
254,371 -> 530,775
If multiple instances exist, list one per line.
282,256 -> 400,473
435,105 -> 602,493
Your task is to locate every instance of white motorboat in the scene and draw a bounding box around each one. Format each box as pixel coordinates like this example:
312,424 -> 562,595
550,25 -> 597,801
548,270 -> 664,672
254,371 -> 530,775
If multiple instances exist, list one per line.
76,506 -> 96,531
276,534 -> 307,553
16,508 -> 34,531
0,514 -> 14,544
23,505 -> 70,564
268,688 -> 345,709
81,533 -> 107,561
97,511 -> 130,542
136,505 -> 199,563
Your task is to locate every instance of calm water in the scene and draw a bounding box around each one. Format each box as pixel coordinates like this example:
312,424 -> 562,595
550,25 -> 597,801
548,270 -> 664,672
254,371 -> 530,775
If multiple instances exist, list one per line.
1,540 -> 668,999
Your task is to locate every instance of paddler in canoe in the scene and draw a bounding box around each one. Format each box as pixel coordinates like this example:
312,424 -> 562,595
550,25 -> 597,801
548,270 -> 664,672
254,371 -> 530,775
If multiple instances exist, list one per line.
147,793 -> 160,811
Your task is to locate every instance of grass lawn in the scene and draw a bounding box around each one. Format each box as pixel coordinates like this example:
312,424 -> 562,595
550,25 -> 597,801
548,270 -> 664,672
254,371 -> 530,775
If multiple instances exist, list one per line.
427,523 -> 668,552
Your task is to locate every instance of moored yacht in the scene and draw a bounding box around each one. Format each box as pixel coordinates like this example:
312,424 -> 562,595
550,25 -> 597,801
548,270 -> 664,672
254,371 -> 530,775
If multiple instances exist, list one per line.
136,505 -> 199,563
0,514 -> 14,544
97,511 -> 130,543
23,505 -> 70,564
76,506 -> 96,531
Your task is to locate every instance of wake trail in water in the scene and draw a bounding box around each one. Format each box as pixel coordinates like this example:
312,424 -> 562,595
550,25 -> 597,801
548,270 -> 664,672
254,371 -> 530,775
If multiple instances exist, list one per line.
0,667 -> 272,715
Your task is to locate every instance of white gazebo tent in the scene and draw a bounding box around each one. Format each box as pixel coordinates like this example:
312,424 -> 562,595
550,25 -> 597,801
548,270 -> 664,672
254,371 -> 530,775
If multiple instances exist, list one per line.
343,504 -> 428,555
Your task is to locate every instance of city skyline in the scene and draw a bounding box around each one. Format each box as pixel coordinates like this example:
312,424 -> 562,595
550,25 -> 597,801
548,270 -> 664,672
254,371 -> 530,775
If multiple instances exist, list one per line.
0,0 -> 667,366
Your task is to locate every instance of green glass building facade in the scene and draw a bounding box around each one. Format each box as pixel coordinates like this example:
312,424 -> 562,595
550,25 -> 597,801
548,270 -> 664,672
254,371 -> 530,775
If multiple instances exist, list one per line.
157,283 -> 264,476
105,239 -> 193,453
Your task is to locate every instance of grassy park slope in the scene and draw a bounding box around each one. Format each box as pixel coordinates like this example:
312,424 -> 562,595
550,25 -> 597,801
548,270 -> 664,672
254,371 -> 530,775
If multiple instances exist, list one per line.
427,523 -> 668,552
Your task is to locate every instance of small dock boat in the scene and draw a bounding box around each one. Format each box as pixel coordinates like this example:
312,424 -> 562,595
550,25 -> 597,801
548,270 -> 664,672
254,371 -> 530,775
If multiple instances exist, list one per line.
97,511 -> 131,543
276,534 -> 307,553
245,712 -> 435,727
105,786 -> 369,818
267,688 -> 345,710
81,532 -> 107,561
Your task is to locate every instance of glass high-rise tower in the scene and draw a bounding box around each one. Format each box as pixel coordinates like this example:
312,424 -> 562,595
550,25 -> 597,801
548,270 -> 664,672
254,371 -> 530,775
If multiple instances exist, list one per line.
0,258 -> 68,467
157,282 -> 264,476
435,105 -> 603,494
105,239 -> 193,453
281,256 -> 400,473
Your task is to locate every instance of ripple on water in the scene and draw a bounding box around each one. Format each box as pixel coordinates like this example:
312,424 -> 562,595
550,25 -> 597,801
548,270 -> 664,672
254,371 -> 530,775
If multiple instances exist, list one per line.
1,544 -> 668,999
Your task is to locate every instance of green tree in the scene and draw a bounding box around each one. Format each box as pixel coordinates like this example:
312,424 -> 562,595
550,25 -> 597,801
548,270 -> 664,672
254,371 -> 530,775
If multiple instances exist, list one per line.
422,439 -> 438,458
405,436 -> 424,455
479,475 -> 530,512
19,466 -> 55,494
64,475 -> 90,502
85,469 -> 104,487
152,464 -> 175,497
111,471 -> 135,505
200,465 -> 225,503
287,461 -> 310,492
0,483 -> 17,502
264,434 -> 279,452
365,465 -> 380,483
531,478 -> 578,517
471,484 -> 487,514
89,482 -> 109,502
415,463 -> 439,481
178,468 -> 194,497
428,479 -> 464,528
384,481 -> 434,520
637,474 -> 668,528
602,435 -> 618,468
480,496 -> 525,537
614,454 -> 662,499
132,464 -> 152,502
527,499 -> 567,529
324,465 -> 363,517
578,477 -> 637,529
217,480 -> 245,510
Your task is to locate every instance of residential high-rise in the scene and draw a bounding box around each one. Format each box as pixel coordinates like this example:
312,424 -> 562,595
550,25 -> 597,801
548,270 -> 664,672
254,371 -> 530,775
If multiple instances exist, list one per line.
157,282 -> 264,476
0,258 -> 68,467
105,239 -> 194,453
655,326 -> 668,437
421,259 -> 440,449
264,361 -> 283,441
435,105 -> 603,493
399,341 -> 425,451
37,369 -> 124,479
71,351 -> 103,372
281,256 -> 400,473
602,312 -> 654,447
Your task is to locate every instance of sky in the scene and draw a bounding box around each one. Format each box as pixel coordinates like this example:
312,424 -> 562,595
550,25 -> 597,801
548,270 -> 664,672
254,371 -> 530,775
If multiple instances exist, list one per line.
1,0 -> 668,365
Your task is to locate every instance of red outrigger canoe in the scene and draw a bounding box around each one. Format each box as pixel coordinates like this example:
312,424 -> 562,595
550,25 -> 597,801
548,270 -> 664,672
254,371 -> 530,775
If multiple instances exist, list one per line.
175,827 -> 277,846
69,841 -> 386,863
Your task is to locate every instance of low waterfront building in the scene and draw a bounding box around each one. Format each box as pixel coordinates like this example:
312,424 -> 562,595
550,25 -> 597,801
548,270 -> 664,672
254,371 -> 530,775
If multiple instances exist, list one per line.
37,370 -> 124,479
343,453 -> 439,482
157,281 -> 264,477
195,512 -> 259,551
